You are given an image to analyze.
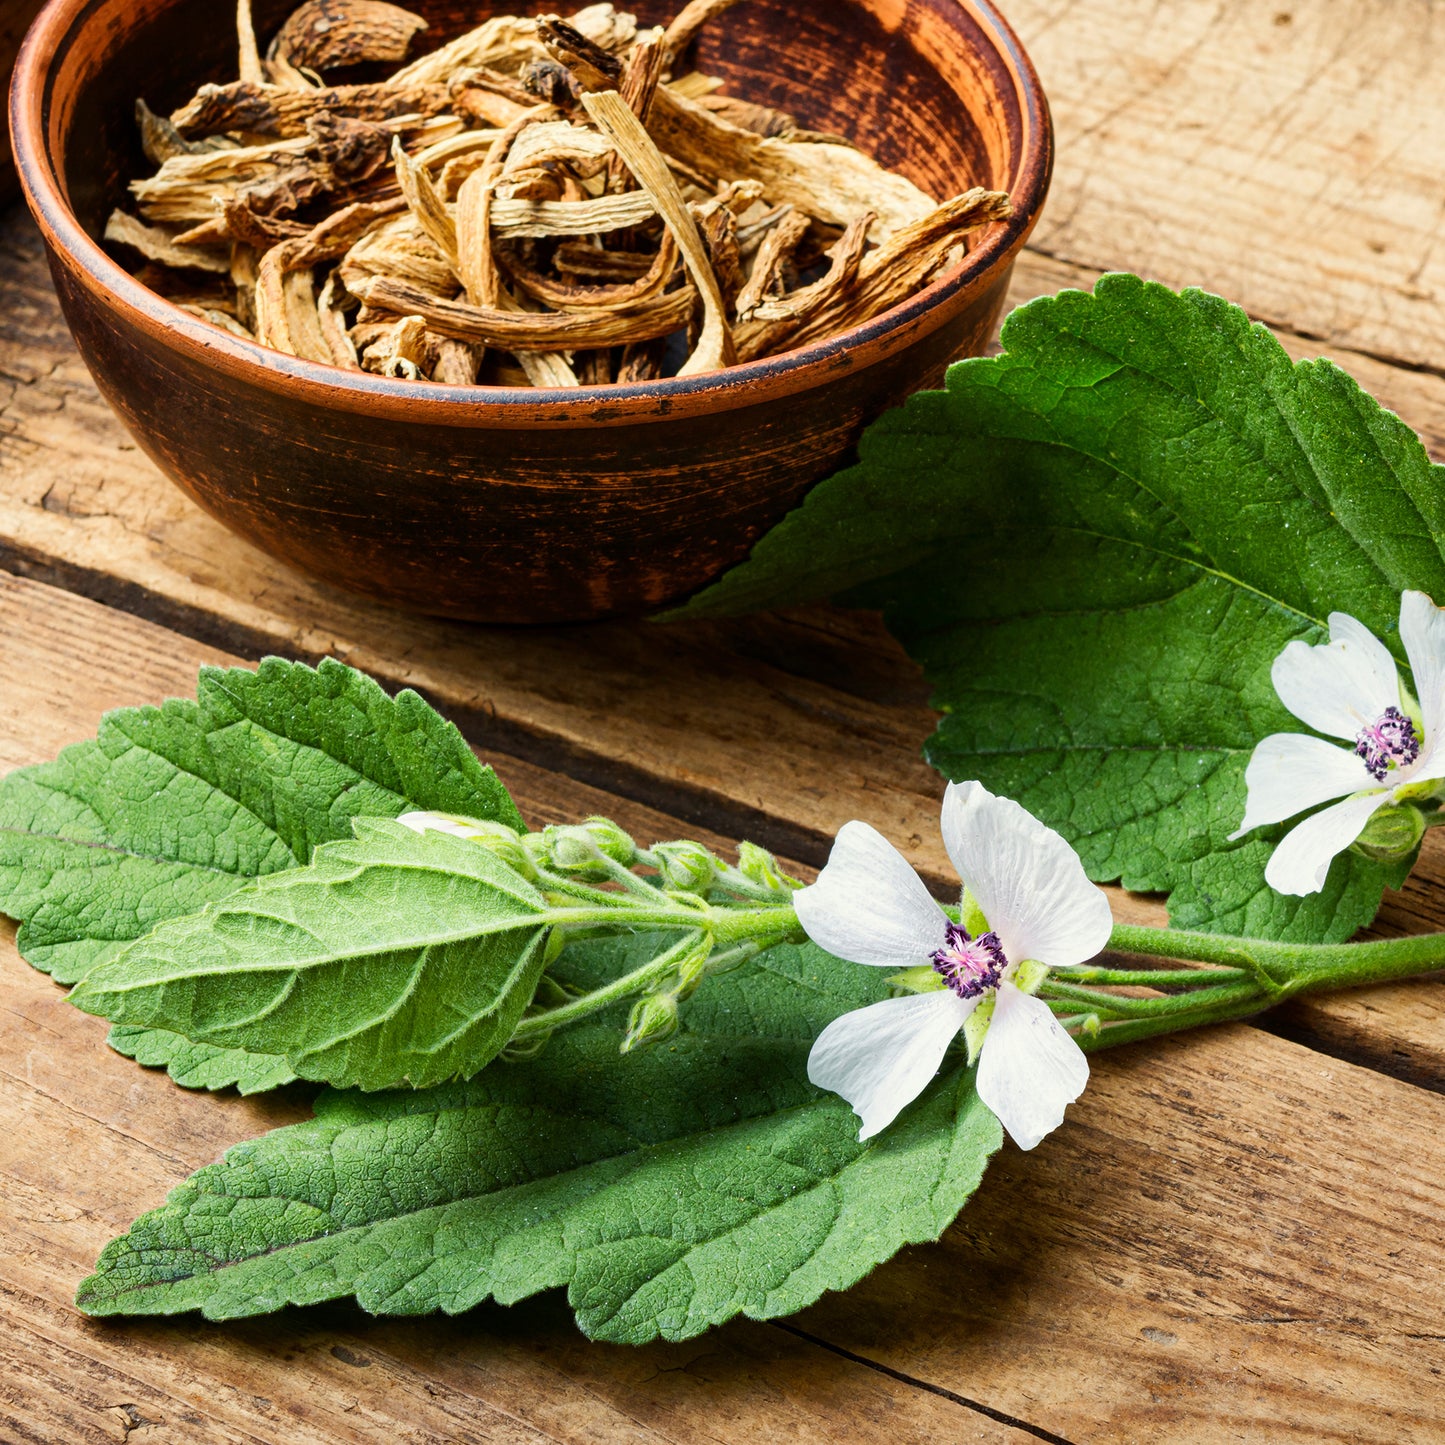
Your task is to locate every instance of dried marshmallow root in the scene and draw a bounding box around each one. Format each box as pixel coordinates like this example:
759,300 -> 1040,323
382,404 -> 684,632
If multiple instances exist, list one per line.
113,0 -> 1013,388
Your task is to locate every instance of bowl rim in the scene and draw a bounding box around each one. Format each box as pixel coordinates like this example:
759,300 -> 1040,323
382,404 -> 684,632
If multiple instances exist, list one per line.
10,0 -> 1052,429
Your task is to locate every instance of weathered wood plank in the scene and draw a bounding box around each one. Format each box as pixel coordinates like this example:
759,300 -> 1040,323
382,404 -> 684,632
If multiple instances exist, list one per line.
1009,0 -> 1445,371
2,573 -> 1444,1442
796,1027 -> 1445,1443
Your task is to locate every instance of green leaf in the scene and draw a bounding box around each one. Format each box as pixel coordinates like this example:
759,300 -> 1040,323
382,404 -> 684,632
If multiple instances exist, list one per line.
69,820 -> 552,1091
0,657 -> 522,984
679,275 -> 1445,941
77,938 -> 1002,1341
106,1026 -> 297,1096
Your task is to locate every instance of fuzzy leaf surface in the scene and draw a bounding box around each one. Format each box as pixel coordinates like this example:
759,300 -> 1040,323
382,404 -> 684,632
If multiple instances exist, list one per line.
106,1026 -> 297,1095
70,820 -> 551,1090
77,937 -> 1003,1342
680,275 -> 1445,940
0,656 -> 522,985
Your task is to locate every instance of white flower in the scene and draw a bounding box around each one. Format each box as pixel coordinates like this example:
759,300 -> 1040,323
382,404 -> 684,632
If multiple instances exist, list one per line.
796,782 -> 1113,1149
1231,591 -> 1445,896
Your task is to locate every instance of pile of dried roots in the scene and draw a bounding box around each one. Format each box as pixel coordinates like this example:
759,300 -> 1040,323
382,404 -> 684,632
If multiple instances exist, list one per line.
106,0 -> 1012,387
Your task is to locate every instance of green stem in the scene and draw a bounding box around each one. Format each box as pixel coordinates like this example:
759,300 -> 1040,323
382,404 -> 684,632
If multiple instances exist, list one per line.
1106,923 -> 1260,968
1041,978 -> 1255,1020
1108,921 -> 1445,993
1078,985 -> 1272,1053
512,931 -> 707,1040
1065,965 -> 1250,988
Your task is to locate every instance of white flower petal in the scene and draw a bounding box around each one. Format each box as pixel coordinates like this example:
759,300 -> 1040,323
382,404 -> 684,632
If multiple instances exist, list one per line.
939,781 -> 1113,968
1400,590 -> 1445,764
1264,791 -> 1390,896
794,820 -> 948,968
975,981 -> 1089,1151
1230,732 -> 1377,838
1271,613 -> 1401,740
808,990 -> 976,1141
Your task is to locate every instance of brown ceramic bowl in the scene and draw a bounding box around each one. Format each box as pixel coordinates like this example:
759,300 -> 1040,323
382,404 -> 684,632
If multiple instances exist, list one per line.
10,0 -> 1050,624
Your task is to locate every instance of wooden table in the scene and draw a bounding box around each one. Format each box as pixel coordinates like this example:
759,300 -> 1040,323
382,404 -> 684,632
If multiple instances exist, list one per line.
2,2 -> 1445,1439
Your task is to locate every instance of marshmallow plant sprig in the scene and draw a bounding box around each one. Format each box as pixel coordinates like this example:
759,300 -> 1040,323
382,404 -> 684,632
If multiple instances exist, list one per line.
7,658 -> 1445,1338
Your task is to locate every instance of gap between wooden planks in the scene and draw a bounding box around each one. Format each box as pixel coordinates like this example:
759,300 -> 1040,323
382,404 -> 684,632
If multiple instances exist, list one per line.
3,569 -> 1445,1442
3,206 -> 1445,1085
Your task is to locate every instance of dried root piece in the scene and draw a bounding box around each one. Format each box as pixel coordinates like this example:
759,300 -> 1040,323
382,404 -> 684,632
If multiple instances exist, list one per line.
237,0 -> 265,86
392,136 -> 458,269
255,255 -> 331,362
554,240 -> 658,280
178,303 -> 256,338
340,211 -> 457,294
733,205 -> 809,320
270,0 -> 427,73
648,86 -> 933,239
582,88 -> 733,375
172,80 -> 453,140
491,192 -> 656,238
317,271 -> 361,367
105,211 -> 231,273
432,337 -> 483,385
353,273 -> 697,350
662,0 -> 744,66
734,209 -> 872,360
786,188 -> 1012,349
502,227 -> 678,310
359,314 -> 428,377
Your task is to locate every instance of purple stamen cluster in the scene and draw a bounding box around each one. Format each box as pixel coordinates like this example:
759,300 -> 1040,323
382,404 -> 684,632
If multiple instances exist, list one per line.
930,922 -> 1008,1000
1355,706 -> 1420,782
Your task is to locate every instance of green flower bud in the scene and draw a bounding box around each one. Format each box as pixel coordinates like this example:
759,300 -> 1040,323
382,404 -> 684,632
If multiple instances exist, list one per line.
736,841 -> 799,894
652,840 -> 717,893
474,831 -> 539,877
621,992 -> 680,1052
1352,802 -> 1426,862
672,947 -> 714,1001
398,812 -> 535,876
543,818 -> 637,874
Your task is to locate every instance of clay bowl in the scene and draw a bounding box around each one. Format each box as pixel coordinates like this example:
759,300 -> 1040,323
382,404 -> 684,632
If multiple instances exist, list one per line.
11,0 -> 1051,624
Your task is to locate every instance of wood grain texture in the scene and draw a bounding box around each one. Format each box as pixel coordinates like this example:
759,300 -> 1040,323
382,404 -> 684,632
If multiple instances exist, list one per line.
1009,0 -> 1445,372
2,569 -> 1445,1441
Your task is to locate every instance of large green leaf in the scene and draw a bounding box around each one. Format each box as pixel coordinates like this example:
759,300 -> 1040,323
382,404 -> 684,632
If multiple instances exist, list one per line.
77,937 -> 1002,1341
70,820 -> 551,1091
0,656 -> 522,985
679,275 -> 1445,940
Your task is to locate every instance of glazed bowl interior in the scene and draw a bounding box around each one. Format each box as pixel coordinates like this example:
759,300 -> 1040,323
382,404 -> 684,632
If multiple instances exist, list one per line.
46,0 -> 1027,342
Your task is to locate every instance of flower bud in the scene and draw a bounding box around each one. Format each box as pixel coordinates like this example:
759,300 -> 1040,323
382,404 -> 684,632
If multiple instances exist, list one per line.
652,840 -> 717,893
544,818 -> 637,872
397,812 -> 535,875
1353,802 -> 1426,862
621,991 -> 680,1052
736,841 -> 798,894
